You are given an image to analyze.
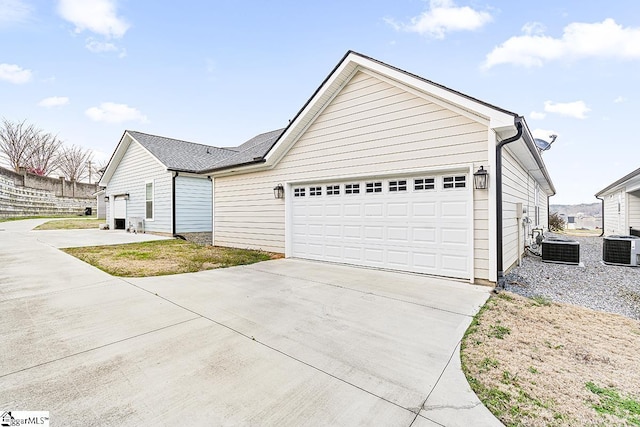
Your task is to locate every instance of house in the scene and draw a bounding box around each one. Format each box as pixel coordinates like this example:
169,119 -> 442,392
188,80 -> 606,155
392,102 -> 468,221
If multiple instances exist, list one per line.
595,167 -> 640,236
99,131 -> 236,237
100,51 -> 555,285
197,51 -> 555,285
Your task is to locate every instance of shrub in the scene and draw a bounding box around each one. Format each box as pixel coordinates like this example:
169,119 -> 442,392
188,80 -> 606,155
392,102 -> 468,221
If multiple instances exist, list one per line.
549,211 -> 565,231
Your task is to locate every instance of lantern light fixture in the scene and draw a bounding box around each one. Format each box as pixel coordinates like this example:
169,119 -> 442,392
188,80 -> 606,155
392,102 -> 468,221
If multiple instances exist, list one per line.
473,166 -> 489,190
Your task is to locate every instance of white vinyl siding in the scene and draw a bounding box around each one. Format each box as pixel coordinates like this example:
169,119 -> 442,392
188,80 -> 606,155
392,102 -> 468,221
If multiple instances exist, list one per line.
106,141 -> 171,233
501,148 -> 551,272
175,176 -> 212,233
214,71 -> 490,279
629,191 -> 640,231
602,190 -> 625,235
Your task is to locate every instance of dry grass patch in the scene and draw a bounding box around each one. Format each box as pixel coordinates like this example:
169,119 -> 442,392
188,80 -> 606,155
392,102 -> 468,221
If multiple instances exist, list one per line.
35,218 -> 102,230
462,291 -> 640,426
62,239 -> 280,277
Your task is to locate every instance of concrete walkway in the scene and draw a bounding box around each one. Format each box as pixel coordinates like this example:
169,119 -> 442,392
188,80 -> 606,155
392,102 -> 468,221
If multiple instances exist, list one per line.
0,219 -> 502,426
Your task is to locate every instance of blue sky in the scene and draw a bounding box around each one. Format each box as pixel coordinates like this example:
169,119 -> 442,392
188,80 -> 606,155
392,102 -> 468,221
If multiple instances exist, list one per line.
1,0 -> 639,204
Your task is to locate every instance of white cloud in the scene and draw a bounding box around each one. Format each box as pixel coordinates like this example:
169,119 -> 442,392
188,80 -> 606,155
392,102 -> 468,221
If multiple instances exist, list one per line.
529,111 -> 546,120
544,100 -> 590,119
0,63 -> 32,84
85,38 -> 126,57
38,96 -> 69,108
385,0 -> 492,39
613,96 -> 626,103
0,0 -> 32,26
85,102 -> 148,124
484,18 -> 640,69
521,22 -> 546,36
57,0 -> 129,38
532,128 -> 558,141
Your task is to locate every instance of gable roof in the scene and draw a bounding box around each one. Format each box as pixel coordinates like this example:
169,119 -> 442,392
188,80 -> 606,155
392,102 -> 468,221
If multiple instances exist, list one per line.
197,50 -> 554,194
127,131 -> 236,172
595,166 -> 640,196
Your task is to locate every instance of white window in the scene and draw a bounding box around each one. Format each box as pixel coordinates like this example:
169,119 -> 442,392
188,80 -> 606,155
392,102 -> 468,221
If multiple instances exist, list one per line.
443,175 -> 466,189
345,183 -> 360,194
310,186 -> 322,196
366,182 -> 382,193
389,180 -> 407,192
294,187 -> 306,197
326,185 -> 340,195
414,178 -> 435,191
145,181 -> 154,220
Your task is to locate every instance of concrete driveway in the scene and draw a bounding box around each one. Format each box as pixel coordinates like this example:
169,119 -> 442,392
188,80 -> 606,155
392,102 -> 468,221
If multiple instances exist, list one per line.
0,219 -> 501,426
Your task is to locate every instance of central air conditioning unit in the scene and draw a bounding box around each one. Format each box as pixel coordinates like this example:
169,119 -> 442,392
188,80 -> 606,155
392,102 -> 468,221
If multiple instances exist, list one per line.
542,236 -> 580,265
603,235 -> 640,267
630,228 -> 640,237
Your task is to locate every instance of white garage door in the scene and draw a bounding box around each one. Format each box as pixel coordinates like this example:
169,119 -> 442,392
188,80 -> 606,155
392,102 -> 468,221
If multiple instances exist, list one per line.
291,173 -> 472,279
114,196 -> 127,218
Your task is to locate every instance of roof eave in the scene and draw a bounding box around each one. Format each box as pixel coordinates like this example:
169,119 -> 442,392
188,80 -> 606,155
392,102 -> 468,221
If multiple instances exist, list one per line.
595,166 -> 640,196
199,158 -> 267,175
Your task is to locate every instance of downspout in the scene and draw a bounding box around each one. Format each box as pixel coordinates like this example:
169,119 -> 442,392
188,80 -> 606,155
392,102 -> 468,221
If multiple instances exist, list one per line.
596,195 -> 605,237
172,171 -> 178,237
496,118 -> 524,290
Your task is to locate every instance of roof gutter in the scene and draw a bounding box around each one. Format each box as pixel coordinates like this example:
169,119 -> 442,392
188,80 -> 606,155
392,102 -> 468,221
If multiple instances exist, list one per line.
198,158 -> 267,175
495,118 -> 523,290
520,124 -> 556,196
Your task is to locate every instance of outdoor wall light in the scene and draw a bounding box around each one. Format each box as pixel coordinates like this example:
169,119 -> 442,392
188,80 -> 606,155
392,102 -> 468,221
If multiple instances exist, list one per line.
273,184 -> 284,199
124,193 -> 130,200
473,166 -> 489,190
104,195 -> 109,202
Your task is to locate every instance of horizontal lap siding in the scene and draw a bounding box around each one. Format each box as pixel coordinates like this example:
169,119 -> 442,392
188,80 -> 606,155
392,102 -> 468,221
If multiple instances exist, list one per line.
175,176 -> 212,233
603,191 -> 624,235
502,149 -> 547,272
214,71 -> 490,278
107,141 -> 171,233
628,191 -> 640,230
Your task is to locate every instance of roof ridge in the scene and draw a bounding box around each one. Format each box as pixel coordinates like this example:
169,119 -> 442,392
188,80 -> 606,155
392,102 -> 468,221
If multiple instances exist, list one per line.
127,130 -> 236,152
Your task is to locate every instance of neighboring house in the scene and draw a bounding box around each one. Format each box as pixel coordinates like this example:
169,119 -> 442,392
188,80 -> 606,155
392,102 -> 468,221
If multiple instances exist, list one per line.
595,167 -> 640,236
99,131 -> 236,235
196,51 -> 555,285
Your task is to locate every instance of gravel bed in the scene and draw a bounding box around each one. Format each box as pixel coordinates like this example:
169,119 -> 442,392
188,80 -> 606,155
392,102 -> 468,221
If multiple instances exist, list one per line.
504,234 -> 640,320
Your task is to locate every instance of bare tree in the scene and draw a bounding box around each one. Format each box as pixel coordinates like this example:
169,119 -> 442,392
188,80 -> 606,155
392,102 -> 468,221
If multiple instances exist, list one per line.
58,144 -> 93,182
25,132 -> 63,176
0,118 -> 37,172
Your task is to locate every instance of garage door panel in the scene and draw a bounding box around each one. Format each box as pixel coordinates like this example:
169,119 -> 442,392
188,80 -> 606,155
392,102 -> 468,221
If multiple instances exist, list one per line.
441,200 -> 468,217
413,227 -> 437,243
364,203 -> 384,217
413,202 -> 437,217
344,204 -> 361,217
364,226 -> 384,240
387,203 -> 408,217
413,252 -> 437,269
387,226 -> 408,242
291,174 -> 471,279
441,228 -> 469,245
325,225 -> 341,237
344,225 -> 361,238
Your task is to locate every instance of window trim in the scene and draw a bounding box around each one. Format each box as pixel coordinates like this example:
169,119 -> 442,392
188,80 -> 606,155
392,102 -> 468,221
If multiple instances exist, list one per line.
443,175 -> 467,189
145,180 -> 154,221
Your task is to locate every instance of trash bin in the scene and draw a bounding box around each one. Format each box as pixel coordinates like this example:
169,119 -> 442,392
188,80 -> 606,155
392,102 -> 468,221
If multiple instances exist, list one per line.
84,207 -> 92,216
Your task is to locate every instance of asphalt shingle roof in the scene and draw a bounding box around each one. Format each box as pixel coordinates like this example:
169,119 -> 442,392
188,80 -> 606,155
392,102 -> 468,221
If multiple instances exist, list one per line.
208,128 -> 285,171
127,131 -> 238,172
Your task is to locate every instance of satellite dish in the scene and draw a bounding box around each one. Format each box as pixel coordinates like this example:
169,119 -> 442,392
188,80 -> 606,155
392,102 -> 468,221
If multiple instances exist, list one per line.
534,134 -> 557,151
